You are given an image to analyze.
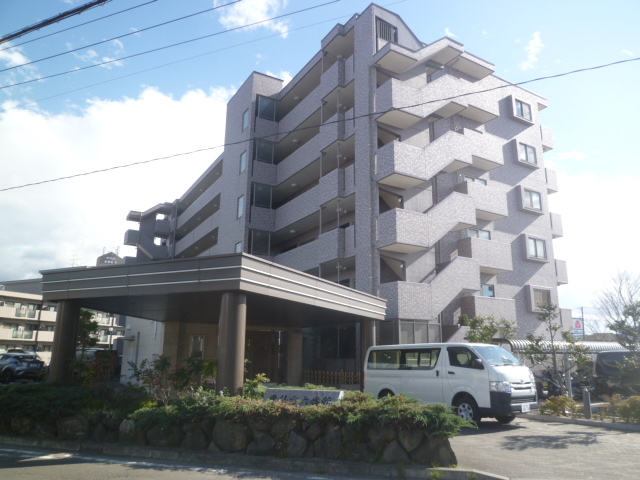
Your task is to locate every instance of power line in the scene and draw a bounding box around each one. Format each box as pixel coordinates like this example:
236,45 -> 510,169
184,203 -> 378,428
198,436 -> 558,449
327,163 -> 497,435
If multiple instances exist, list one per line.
0,1 -> 243,73
0,1 -> 159,53
1,12 -> 353,113
0,0 -> 342,90
0,0 -> 113,45
2,55 -> 638,193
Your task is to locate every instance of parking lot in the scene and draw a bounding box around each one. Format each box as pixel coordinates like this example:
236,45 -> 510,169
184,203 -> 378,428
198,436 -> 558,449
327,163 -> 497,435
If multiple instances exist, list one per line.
451,416 -> 640,480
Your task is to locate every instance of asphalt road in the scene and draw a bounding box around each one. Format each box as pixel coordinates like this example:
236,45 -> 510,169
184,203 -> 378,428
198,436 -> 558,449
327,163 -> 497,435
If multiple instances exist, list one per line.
0,446 -> 367,480
451,416 -> 640,480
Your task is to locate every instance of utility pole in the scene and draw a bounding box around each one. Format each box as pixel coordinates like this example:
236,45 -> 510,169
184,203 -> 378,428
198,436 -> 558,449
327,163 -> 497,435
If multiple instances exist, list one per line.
582,306 -> 586,340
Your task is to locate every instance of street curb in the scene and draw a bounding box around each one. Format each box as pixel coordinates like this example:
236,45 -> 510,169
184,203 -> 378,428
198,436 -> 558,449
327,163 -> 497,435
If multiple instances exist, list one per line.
525,414 -> 640,432
0,434 -> 509,480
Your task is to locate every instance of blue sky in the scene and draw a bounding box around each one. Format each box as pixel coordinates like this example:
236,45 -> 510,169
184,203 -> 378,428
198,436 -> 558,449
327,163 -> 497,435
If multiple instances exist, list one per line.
1,0 -> 639,330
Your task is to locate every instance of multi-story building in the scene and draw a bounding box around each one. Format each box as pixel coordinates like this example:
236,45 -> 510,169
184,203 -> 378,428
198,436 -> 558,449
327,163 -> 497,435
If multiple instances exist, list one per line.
124,5 -> 570,369
0,281 -> 58,364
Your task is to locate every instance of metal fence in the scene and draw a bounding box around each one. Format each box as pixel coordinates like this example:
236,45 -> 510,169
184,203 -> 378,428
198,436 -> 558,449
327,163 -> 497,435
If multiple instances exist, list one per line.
302,370 -> 362,386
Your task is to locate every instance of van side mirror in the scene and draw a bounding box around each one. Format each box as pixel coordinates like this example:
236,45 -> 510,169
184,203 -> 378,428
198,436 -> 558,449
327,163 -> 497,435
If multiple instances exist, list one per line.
473,358 -> 485,370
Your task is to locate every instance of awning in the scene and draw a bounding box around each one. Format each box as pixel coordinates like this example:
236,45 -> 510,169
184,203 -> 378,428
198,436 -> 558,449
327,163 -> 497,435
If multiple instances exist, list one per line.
496,339 -> 626,354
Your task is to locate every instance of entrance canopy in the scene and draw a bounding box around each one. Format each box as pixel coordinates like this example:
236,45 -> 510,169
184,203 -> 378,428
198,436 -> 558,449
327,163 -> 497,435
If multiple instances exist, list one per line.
41,253 -> 386,327
42,253 -> 385,392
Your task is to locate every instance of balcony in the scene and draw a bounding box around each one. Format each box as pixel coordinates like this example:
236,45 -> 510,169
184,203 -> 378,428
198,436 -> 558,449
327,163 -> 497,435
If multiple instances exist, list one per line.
454,181 -> 508,221
36,331 -> 55,343
460,296 -> 517,321
550,212 -> 563,238
376,79 -> 425,129
545,168 -> 558,194
273,227 -> 352,273
556,259 -> 569,285
378,208 -> 429,253
379,256 -> 480,320
457,237 -> 513,274
540,125 -> 554,152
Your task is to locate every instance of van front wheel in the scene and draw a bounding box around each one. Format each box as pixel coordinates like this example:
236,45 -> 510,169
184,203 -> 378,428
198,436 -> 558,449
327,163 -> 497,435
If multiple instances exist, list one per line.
454,396 -> 481,424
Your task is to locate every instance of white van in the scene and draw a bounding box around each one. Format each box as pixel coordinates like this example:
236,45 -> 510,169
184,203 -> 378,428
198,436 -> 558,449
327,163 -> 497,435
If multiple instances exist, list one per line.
363,343 -> 538,424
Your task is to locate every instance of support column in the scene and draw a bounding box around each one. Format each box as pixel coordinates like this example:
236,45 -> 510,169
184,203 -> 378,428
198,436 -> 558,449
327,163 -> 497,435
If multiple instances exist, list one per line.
216,292 -> 247,395
48,300 -> 81,383
286,328 -> 303,386
360,319 -> 376,367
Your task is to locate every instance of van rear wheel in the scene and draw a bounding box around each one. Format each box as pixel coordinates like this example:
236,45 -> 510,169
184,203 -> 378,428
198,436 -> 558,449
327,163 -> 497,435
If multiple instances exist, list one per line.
454,396 -> 481,424
378,389 -> 394,399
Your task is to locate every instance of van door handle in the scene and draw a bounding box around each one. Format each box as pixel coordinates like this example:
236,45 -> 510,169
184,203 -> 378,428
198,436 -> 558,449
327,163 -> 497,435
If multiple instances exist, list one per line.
436,370 -> 439,376
448,371 -> 455,375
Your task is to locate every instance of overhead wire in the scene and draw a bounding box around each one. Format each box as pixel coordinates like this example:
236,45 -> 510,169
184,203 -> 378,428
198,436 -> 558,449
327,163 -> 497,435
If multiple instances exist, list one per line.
0,0 -> 342,89
0,0 -> 243,73
0,0 -> 159,52
1,55 -> 639,193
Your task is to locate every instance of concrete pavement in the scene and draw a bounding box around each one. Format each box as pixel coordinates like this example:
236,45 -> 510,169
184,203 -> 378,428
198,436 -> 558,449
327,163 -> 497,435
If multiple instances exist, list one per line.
451,416 -> 640,480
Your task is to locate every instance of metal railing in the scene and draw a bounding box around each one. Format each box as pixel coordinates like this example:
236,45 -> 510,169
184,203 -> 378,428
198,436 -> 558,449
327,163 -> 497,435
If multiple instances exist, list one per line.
302,370 -> 362,386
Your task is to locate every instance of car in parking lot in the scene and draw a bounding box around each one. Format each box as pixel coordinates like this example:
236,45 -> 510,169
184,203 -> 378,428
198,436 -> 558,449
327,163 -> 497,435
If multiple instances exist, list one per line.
0,352 -> 46,383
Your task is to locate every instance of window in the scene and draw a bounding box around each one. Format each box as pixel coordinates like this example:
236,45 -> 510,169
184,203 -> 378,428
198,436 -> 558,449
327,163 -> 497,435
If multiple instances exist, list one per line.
523,189 -> 542,211
519,143 -> 537,165
242,109 -> 250,131
464,175 -> 487,185
528,286 -> 552,312
255,139 -> 275,164
534,289 -> 551,306
527,237 -> 547,260
468,228 -> 491,240
376,18 -> 397,43
447,347 -> 480,369
367,349 -> 400,369
190,335 -> 204,358
482,284 -> 495,297
402,349 -> 440,370
515,99 -> 532,121
252,183 -> 272,208
239,151 -> 247,173
237,195 -> 245,218
257,95 -> 276,121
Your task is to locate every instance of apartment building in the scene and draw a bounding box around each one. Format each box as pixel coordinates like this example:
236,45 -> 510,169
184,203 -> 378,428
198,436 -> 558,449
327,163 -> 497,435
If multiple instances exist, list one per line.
0,283 -> 58,364
124,5 -> 570,364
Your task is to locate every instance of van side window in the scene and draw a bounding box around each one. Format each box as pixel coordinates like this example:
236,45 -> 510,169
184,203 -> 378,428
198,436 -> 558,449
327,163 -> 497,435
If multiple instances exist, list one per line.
402,349 -> 440,370
368,350 -> 400,369
447,347 -> 478,369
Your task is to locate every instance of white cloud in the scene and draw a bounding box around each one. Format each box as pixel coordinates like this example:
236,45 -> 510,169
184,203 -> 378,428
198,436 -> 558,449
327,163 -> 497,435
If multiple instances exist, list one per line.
0,43 -> 41,96
215,0 -> 291,38
445,27 -> 456,38
0,86 -> 234,281
266,70 -> 292,86
622,49 -> 634,56
549,172 -> 640,315
481,30 -> 490,38
519,32 -> 544,70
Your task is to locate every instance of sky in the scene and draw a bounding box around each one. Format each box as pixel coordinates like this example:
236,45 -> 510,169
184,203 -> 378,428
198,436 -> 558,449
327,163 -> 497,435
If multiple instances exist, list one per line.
1,0 -> 639,331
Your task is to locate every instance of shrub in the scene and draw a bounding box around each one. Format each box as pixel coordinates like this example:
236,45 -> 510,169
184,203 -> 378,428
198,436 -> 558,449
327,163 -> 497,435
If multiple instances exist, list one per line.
615,396 -> 640,423
539,395 -> 579,416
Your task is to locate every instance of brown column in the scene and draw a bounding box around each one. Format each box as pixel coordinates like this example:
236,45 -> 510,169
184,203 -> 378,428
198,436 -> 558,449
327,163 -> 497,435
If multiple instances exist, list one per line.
216,292 -> 247,395
286,328 -> 303,386
48,300 -> 81,383
361,319 -> 376,367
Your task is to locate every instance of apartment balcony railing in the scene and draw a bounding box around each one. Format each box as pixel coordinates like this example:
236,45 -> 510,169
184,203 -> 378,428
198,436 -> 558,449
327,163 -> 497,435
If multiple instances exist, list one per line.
376,78 -> 425,129
154,218 -> 171,237
540,125 -> 554,152
173,212 -> 219,257
36,331 -> 55,343
460,296 -> 517,321
377,193 -> 475,256
12,330 -> 34,340
550,212 -> 563,238
176,182 -> 221,235
454,180 -> 508,221
39,310 -> 57,322
12,309 -> 37,318
274,226 -> 354,273
457,237 -> 513,274
379,256 -> 480,320
556,259 -> 569,285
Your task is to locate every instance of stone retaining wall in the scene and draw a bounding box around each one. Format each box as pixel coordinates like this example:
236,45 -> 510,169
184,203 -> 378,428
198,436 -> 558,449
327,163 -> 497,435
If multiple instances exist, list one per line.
1,413 -> 457,467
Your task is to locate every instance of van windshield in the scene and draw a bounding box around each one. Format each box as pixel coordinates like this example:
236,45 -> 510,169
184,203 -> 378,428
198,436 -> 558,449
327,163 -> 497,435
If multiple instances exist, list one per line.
474,346 -> 522,366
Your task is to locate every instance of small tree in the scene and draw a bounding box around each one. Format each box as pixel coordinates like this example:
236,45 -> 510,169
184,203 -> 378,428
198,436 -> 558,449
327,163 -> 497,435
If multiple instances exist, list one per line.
596,272 -> 640,386
77,309 -> 99,354
525,303 -> 589,395
596,272 -> 640,351
461,315 -> 517,344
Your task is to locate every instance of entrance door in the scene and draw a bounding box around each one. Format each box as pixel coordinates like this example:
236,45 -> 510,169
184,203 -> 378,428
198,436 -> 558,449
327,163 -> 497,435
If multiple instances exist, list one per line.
245,330 -> 284,384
